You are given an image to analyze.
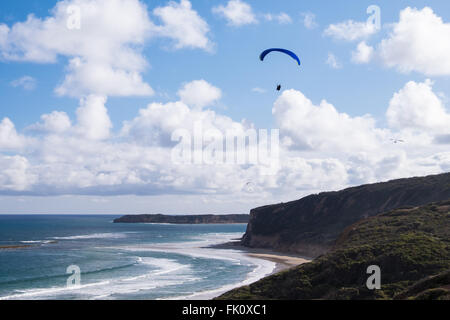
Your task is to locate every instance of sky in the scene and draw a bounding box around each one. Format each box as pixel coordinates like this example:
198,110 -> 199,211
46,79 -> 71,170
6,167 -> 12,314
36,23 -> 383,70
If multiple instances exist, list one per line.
1,0 -> 450,214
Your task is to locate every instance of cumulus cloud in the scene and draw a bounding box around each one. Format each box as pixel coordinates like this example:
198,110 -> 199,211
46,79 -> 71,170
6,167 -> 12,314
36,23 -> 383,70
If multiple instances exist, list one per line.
121,99 -> 247,148
3,2 -> 449,210
0,0 -> 154,97
213,0 -> 257,26
0,118 -> 27,150
178,80 -> 222,109
75,95 -> 112,140
379,7 -> 450,76
386,80 -> 450,133
273,89 -> 384,153
10,76 -> 36,90
153,0 -> 213,51
1,80 -> 450,204
0,155 -> 35,191
55,57 -> 153,98
0,86 -> 258,196
29,111 -> 72,134
351,41 -> 374,64
0,0 -> 214,98
324,20 -> 377,41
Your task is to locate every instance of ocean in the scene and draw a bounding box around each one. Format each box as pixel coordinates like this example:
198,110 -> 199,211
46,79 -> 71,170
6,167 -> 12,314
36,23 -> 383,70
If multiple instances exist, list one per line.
0,215 -> 275,300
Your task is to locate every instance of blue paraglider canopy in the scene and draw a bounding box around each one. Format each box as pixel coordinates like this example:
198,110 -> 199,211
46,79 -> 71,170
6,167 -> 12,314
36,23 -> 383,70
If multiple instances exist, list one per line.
259,48 -> 301,66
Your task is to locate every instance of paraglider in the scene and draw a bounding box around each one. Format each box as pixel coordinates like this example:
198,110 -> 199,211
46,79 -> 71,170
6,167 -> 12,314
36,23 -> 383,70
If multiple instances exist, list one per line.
259,48 -> 301,65
259,48 -> 301,92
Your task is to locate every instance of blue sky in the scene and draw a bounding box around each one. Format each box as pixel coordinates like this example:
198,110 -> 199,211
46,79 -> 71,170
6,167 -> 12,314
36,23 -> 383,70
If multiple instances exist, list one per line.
2,0 -> 449,129
1,0 -> 450,214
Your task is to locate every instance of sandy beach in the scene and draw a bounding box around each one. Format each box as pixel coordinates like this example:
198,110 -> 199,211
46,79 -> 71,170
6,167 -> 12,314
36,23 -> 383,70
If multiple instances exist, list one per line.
246,253 -> 311,273
209,240 -> 312,275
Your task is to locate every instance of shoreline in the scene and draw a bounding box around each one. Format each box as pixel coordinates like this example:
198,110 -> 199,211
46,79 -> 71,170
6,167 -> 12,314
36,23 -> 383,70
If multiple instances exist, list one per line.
207,240 -> 312,286
0,232 -> 311,300
164,238 -> 312,300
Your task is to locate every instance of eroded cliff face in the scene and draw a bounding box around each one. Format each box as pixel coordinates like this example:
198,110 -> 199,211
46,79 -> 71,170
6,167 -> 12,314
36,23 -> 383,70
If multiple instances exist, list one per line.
241,172 -> 450,257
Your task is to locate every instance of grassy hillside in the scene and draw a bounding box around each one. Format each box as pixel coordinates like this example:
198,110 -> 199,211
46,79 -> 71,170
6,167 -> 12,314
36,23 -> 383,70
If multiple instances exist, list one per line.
219,201 -> 450,300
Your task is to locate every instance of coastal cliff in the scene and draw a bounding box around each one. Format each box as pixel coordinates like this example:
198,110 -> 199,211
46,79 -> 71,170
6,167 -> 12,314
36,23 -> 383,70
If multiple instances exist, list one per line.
241,172 -> 450,257
219,201 -> 450,300
113,214 -> 249,224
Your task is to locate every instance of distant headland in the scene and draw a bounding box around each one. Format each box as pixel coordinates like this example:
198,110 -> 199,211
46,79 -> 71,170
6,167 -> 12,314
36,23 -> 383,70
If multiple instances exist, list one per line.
113,214 -> 249,224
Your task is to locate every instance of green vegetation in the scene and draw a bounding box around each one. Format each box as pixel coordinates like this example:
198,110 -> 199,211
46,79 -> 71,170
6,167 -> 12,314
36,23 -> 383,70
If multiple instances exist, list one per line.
219,201 -> 450,300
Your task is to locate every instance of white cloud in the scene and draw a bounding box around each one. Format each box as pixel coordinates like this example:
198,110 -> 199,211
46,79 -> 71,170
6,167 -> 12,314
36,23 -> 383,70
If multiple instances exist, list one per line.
0,0 -> 214,98
4,2 -> 450,210
56,57 -> 153,98
0,0 -> 154,98
121,97 -> 248,148
213,0 -> 257,26
386,80 -> 450,133
0,155 -> 36,191
40,112 -> 72,133
301,12 -> 318,29
379,7 -> 450,76
1,73 -> 450,210
351,41 -> 374,64
153,0 -> 213,51
76,95 -> 112,140
274,157 -> 349,192
10,76 -> 36,90
324,20 -> 377,41
264,13 -> 292,25
0,118 -> 27,150
273,89 -> 384,153
178,80 -> 222,109
326,53 -> 342,69
29,111 -> 72,134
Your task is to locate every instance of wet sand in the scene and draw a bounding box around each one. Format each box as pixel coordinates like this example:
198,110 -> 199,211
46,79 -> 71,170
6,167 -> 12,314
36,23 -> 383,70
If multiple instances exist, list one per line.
208,240 -> 312,274
246,253 -> 311,273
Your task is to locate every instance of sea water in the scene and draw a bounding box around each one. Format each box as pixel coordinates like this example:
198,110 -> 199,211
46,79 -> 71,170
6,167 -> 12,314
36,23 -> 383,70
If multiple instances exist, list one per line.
0,215 -> 275,300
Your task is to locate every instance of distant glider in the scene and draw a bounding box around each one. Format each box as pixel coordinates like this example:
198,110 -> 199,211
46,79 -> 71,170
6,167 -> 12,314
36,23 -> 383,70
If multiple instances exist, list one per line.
390,139 -> 405,144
